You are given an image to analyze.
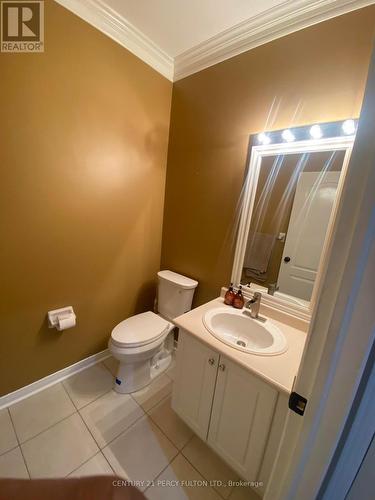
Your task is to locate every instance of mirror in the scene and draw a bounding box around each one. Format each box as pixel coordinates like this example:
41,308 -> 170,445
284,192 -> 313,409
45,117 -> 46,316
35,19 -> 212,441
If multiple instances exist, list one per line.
232,121 -> 355,314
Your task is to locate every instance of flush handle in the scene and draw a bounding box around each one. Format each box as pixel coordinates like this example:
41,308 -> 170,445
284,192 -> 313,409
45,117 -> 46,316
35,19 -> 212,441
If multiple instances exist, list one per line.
218,363 -> 226,371
208,358 -> 215,366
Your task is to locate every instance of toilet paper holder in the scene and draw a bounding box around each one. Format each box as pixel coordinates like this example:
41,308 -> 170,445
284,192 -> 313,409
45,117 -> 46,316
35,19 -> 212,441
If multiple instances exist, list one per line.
48,306 -> 76,331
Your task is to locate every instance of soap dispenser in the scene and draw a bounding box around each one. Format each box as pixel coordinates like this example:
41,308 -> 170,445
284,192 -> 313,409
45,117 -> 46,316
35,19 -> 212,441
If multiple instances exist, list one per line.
233,286 -> 245,309
224,283 -> 236,306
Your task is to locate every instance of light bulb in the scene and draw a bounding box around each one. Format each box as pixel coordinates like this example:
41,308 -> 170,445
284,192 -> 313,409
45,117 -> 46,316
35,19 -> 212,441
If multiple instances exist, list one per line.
310,124 -> 323,139
342,119 -> 356,135
282,129 -> 295,142
257,132 -> 271,145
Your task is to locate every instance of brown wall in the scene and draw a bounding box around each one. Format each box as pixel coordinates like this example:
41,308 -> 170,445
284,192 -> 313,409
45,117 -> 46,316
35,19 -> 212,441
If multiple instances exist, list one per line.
161,7 -> 375,306
0,1 -> 172,395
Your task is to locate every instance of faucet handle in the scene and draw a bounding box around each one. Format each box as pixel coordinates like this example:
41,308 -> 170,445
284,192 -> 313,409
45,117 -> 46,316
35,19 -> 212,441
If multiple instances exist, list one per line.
253,292 -> 262,301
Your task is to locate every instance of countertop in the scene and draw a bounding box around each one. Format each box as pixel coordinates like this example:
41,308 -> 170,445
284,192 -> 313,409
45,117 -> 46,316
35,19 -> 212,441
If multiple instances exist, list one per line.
173,297 -> 308,394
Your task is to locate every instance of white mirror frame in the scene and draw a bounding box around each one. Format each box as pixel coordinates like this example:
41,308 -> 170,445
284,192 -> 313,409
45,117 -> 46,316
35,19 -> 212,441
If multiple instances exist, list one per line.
231,134 -> 355,320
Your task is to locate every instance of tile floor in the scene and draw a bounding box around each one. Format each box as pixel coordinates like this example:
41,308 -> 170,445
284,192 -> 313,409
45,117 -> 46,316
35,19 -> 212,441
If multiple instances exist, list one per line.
0,357 -> 260,500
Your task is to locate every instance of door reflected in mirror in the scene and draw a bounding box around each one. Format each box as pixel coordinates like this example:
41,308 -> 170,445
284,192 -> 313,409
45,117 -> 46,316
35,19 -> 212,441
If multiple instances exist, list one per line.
242,150 -> 344,303
232,122 -> 356,311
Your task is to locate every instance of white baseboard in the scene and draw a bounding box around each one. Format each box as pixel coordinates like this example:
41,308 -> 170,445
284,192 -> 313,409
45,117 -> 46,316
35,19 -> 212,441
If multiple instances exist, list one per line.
0,349 -> 111,410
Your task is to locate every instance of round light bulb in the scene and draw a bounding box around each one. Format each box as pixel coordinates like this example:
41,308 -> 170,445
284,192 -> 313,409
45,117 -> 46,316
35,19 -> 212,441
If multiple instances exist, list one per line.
310,124 -> 323,139
342,119 -> 356,135
257,132 -> 271,145
282,129 -> 295,142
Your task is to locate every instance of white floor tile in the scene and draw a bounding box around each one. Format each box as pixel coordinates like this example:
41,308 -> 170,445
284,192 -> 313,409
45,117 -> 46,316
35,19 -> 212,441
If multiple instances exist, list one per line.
149,397 -> 193,450
132,374 -> 172,412
21,413 -> 99,478
103,416 -> 178,491
1,361 -> 241,495
9,383 -> 75,443
63,363 -> 114,409
146,454 -> 221,500
0,409 -> 18,455
102,357 -> 118,377
0,447 -> 29,479
68,452 -> 114,477
80,390 -> 144,448
182,436 -> 238,499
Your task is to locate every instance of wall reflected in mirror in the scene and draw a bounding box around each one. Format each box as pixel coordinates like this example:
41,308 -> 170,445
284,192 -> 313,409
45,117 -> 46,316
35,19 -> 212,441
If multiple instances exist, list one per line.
242,150 -> 345,303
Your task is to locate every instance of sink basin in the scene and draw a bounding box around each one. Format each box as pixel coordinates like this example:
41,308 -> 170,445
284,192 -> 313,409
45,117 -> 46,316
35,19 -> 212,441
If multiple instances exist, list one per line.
202,307 -> 287,355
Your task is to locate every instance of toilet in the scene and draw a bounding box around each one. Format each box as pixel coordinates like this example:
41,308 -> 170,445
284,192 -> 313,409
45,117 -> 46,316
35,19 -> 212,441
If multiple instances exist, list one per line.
109,270 -> 198,394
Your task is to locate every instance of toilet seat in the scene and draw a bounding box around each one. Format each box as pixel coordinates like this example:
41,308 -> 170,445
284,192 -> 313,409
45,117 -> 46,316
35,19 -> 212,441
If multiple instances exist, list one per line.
111,311 -> 170,349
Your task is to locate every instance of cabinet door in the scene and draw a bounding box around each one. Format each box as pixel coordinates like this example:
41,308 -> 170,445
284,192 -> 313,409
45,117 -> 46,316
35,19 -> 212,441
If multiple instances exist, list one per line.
208,356 -> 277,481
172,331 -> 219,440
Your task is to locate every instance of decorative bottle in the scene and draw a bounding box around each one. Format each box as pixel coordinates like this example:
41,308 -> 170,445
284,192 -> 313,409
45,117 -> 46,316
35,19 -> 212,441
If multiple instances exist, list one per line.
233,286 -> 245,309
224,283 -> 236,306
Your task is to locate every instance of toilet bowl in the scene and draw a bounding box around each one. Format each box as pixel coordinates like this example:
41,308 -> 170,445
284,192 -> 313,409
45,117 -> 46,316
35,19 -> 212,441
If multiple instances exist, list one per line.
109,270 -> 198,394
109,311 -> 174,394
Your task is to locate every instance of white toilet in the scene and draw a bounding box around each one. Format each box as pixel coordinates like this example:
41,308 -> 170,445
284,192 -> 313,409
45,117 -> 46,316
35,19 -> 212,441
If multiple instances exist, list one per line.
109,270 -> 198,394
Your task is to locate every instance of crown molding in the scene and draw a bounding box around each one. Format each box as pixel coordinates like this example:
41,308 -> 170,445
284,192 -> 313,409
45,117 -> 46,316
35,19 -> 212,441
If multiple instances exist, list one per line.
55,0 -> 174,81
173,0 -> 375,81
55,0 -> 374,83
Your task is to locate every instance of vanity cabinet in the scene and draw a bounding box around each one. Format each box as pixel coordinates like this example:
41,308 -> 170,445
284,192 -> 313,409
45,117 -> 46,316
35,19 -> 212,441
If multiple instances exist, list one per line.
208,355 -> 278,480
172,331 -> 219,439
172,330 -> 280,483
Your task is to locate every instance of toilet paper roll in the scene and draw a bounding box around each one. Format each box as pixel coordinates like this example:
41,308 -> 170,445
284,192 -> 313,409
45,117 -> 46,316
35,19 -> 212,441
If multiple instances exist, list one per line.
57,314 -> 76,331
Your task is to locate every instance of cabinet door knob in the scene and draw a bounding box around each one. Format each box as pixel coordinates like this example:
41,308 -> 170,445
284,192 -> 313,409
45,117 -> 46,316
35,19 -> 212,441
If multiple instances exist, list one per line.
208,358 -> 215,366
219,363 -> 226,371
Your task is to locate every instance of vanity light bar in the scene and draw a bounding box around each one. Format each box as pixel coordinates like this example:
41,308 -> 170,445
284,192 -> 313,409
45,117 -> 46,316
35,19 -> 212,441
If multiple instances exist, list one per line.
254,119 -> 357,146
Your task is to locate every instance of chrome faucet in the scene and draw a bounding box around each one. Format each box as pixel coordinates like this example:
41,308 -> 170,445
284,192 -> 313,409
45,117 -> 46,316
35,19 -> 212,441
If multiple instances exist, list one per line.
245,292 -> 262,319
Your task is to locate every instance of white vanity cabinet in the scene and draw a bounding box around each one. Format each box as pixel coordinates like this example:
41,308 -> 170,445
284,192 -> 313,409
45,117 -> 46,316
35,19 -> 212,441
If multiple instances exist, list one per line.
172,329 -> 283,484
208,355 -> 278,480
171,331 -> 220,440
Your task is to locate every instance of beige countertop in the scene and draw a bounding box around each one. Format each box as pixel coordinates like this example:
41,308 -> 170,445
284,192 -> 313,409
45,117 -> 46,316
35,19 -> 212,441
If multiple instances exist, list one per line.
173,297 -> 308,395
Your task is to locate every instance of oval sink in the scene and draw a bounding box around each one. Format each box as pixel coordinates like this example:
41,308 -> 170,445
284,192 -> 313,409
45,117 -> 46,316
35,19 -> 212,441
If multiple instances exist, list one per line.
202,307 -> 287,356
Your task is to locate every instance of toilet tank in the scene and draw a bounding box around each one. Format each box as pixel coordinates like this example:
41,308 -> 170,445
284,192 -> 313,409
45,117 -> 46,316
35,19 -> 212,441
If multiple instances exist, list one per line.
157,270 -> 198,321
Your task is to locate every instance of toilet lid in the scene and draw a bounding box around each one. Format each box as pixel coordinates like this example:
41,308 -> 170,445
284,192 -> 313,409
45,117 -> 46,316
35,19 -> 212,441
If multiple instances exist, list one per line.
111,311 -> 170,348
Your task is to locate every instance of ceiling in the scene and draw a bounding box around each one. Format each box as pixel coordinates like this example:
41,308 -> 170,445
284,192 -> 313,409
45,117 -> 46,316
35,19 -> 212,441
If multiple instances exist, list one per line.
105,0 -> 286,57
56,0 -> 374,80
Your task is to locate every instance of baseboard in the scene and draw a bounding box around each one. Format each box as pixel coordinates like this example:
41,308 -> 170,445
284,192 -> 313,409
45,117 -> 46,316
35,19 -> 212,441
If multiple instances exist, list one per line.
0,349 -> 111,410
